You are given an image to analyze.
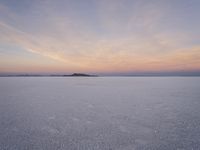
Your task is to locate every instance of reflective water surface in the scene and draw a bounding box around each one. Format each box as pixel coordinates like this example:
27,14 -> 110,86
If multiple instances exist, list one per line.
0,77 -> 200,150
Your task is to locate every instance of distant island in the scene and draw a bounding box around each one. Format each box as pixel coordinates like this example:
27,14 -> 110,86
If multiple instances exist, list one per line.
0,73 -> 98,77
58,73 -> 97,77
68,73 -> 97,77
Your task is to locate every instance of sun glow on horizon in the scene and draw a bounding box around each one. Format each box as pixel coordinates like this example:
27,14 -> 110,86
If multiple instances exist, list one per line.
0,0 -> 200,75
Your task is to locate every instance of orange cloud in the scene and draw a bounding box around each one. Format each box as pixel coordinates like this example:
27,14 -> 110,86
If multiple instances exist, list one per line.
0,2 -> 200,74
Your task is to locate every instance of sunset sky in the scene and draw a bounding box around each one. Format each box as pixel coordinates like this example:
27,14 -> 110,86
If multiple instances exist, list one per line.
0,0 -> 200,75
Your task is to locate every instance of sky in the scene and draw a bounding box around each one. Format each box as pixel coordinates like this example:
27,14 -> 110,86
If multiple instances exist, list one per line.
0,0 -> 200,75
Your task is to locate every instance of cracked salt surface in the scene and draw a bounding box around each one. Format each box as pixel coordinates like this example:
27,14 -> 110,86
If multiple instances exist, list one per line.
0,77 -> 200,150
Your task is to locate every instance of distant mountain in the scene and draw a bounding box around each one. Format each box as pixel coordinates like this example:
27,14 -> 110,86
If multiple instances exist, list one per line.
69,73 -> 97,77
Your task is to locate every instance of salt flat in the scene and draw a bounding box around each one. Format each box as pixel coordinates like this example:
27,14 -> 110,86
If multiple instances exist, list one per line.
0,77 -> 200,150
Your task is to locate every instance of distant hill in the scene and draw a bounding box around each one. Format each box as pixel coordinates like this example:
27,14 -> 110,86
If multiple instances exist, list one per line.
68,73 -> 97,77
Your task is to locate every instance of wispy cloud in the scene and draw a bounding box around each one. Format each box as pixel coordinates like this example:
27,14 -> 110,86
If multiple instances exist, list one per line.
0,0 -> 200,73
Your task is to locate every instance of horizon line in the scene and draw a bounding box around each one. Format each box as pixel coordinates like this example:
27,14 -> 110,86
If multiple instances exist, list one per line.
1,72 -> 200,77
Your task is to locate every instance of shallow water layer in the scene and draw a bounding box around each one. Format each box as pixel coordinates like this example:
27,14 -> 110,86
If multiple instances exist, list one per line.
0,77 -> 200,150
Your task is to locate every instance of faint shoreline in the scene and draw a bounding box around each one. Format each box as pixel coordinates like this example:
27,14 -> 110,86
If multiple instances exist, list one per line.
0,75 -> 200,77
0,73 -> 98,77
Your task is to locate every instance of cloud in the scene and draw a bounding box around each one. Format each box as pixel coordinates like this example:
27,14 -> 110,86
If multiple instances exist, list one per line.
0,1 -> 200,73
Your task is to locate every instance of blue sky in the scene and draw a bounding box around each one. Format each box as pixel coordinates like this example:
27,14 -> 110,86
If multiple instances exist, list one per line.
0,0 -> 200,74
